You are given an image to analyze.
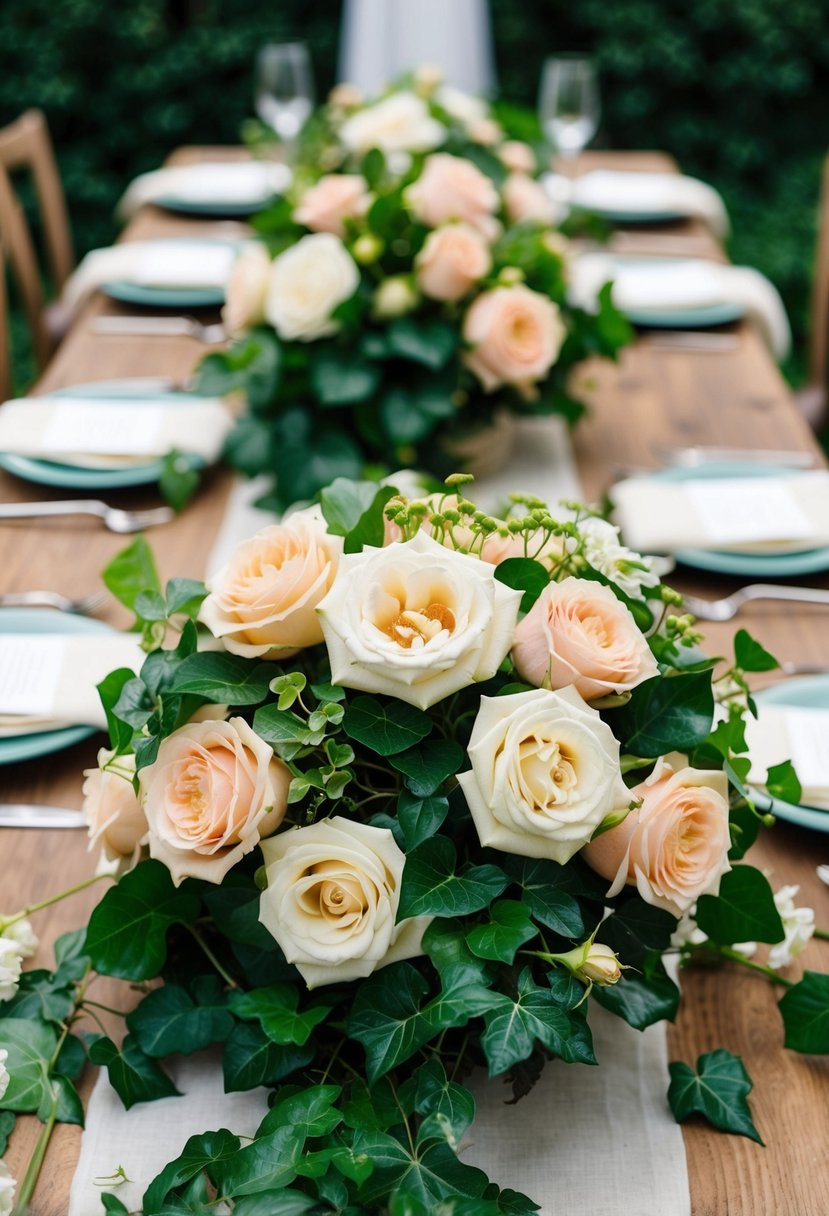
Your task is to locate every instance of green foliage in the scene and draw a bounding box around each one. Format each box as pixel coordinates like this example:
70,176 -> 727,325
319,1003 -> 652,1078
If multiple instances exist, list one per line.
696,866 -> 785,945
610,668 -> 715,758
88,1034 -> 180,1111
668,1049 -> 762,1143
778,972 -> 829,1053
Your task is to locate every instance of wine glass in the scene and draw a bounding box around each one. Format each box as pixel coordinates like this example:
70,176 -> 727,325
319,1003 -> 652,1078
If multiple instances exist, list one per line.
254,42 -> 315,155
538,56 -> 600,161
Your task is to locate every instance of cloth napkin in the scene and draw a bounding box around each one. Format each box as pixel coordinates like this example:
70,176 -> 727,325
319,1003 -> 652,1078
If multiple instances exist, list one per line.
63,240 -> 238,312
543,169 -> 729,237
568,253 -> 791,360
0,396 -> 234,467
611,470 -> 829,555
117,160 -> 292,220
744,705 -> 829,810
0,633 -> 144,734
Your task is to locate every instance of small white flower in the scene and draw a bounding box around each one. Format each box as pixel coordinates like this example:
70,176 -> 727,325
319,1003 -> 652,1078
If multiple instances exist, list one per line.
0,938 -> 23,1002
0,1049 -> 9,1101
0,1161 -> 15,1216
768,884 -> 815,970
3,918 -> 38,959
569,518 -> 660,599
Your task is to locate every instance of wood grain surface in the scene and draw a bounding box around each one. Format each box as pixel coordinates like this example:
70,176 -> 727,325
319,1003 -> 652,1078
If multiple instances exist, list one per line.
1,149 -> 827,1216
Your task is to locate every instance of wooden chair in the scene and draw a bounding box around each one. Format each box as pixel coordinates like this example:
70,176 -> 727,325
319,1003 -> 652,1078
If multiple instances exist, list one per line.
803,154 -> 829,429
0,232 -> 11,401
0,110 -> 74,371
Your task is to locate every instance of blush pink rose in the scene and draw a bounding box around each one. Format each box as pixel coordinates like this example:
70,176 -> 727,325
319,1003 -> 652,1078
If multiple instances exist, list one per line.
512,577 -> 659,700
581,752 -> 731,916
222,243 -> 271,336
407,153 -> 500,239
140,717 -> 290,885
500,141 -> 536,174
293,174 -> 371,237
503,173 -> 557,224
82,749 -> 147,868
463,285 -> 565,393
416,223 -> 492,301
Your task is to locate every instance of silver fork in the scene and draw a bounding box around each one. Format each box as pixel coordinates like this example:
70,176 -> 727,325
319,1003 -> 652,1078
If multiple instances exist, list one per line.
0,589 -> 107,614
0,500 -> 174,534
91,316 -> 227,344
683,584 -> 829,622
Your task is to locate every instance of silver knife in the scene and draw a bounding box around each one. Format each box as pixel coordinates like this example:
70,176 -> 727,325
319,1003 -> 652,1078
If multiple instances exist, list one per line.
0,804 -> 87,829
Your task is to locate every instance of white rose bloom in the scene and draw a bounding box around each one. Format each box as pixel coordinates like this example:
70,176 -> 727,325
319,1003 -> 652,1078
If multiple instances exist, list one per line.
569,518 -> 660,599
259,816 -> 430,988
2,919 -> 37,959
458,686 -> 630,864
339,91 -> 446,157
0,938 -> 23,1002
435,84 -> 489,126
0,1162 -> 14,1216
0,1049 -> 8,1101
265,233 -> 359,342
317,532 -> 522,710
768,885 -> 815,970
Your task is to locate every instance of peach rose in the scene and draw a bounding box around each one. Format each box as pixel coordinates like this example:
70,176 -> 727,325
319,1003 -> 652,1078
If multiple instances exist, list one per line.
200,507 -> 343,660
140,717 -> 290,885
503,173 -> 557,225
463,284 -> 565,393
467,117 -> 502,146
512,577 -> 659,700
500,140 -> 536,174
82,749 -> 147,868
407,153 -> 500,239
582,752 -> 731,916
293,174 -> 370,237
416,223 -> 492,302
222,243 -> 271,336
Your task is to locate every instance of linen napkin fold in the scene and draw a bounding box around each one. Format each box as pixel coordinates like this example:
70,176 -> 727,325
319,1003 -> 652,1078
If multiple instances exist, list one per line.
543,169 -> 729,237
0,396 -> 234,467
744,705 -> 829,810
611,470 -> 829,555
117,160 -> 292,220
0,633 -> 144,733
63,240 -> 238,312
568,253 -> 791,360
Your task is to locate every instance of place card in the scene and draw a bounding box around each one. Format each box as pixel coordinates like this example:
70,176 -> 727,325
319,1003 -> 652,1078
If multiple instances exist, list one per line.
684,478 -> 814,546
42,402 -> 166,456
0,636 -> 64,715
780,707 -> 829,794
133,242 -> 235,289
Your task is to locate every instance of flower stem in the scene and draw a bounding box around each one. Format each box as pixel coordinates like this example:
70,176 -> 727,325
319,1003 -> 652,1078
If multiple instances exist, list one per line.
814,928 -> 829,941
13,1095 -> 58,1215
718,945 -> 794,987
184,924 -> 238,989
0,873 -> 113,932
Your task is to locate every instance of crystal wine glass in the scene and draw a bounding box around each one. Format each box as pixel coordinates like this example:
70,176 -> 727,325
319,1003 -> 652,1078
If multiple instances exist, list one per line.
538,56 -> 600,161
254,42 -> 315,156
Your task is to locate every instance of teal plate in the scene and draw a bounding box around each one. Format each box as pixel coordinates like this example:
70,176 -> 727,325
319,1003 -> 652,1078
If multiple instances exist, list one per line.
0,381 -> 208,490
625,301 -> 744,329
643,462 -> 829,577
588,207 -> 686,225
751,675 -> 829,832
0,609 -> 113,766
102,281 -> 225,309
152,194 -> 277,218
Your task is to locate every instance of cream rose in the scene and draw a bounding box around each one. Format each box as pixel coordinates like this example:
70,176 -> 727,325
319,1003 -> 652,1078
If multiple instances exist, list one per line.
293,174 -> 371,237
200,507 -> 342,660
582,752 -> 731,916
0,938 -> 22,1002
464,284 -> 565,393
435,84 -> 488,126
259,816 -> 430,988
82,748 -> 147,867
339,91 -> 446,157
222,243 -> 271,336
416,223 -> 492,302
458,686 -> 631,864
407,153 -> 500,238
512,577 -> 659,701
500,140 -> 536,174
265,233 -> 359,342
317,531 -> 522,710
140,717 -> 290,885
503,173 -> 557,224
0,1048 -> 8,1102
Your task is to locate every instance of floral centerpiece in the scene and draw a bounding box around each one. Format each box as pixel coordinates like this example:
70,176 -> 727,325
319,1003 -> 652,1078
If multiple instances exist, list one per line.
1,475 -> 825,1215
202,70 -> 630,509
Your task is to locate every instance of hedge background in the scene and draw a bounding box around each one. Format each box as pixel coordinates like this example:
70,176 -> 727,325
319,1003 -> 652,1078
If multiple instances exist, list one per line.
0,0 -> 827,384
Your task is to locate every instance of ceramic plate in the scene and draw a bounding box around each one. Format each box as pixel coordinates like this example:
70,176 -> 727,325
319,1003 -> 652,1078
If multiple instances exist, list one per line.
152,195 -> 277,218
644,462 -> 829,577
0,609 -> 113,766
751,675 -> 829,832
625,301 -> 745,329
586,207 -> 687,225
100,237 -> 236,309
0,381 -> 207,490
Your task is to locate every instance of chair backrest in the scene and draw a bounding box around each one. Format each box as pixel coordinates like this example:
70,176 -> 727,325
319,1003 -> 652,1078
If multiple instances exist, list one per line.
810,154 -> 829,392
0,160 -> 49,368
0,232 -> 11,402
0,109 -> 74,290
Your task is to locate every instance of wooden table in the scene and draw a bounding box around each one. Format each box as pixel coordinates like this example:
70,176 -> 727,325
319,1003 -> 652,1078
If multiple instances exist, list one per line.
2,150 -> 828,1215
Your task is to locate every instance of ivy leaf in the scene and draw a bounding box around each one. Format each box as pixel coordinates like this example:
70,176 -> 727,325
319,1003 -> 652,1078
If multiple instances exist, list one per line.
341,1077 -> 406,1132
214,1127 -> 306,1198
222,1023 -> 314,1092
0,1111 -> 15,1157
228,985 -> 331,1045
85,860 -> 200,981
97,668 -> 138,752
397,790 -> 450,850
320,478 -> 396,553
408,1059 -> 476,1151
310,345 -> 382,406
389,741 -> 466,797
668,1049 -> 762,1143
0,1018 -> 57,1112
398,836 -> 508,919
170,652 -> 274,705
354,1131 -> 488,1207
779,972 -> 829,1053
502,856 -> 591,938
348,963 -> 438,1084
126,984 -> 234,1057
592,960 -> 680,1029
385,317 -> 458,370
480,969 -> 596,1076
38,1073 -> 84,1126
232,1193 -> 317,1216
494,558 -> 551,613
103,536 -> 161,614
612,669 -> 714,757
258,1084 -> 342,1140
101,1195 -> 129,1214
89,1034 -> 179,1111
734,629 -> 779,673
165,577 -> 208,619
143,1129 -> 242,1214
1,969 -> 76,1025
766,759 -> 802,804
466,900 -> 538,963
696,866 -> 785,945
598,895 -> 678,967
343,695 -> 432,756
